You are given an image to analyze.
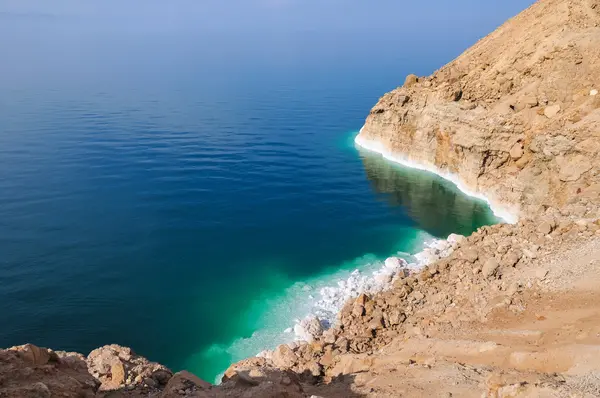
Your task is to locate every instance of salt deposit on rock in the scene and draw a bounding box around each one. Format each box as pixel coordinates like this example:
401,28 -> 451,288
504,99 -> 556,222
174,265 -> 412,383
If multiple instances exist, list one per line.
293,316 -> 324,342
384,256 -> 404,270
290,235 -> 465,341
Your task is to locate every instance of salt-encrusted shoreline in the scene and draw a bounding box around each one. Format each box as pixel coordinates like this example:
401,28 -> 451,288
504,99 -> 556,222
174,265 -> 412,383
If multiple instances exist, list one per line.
269,128 -> 521,350
271,233 -> 467,351
279,127 -> 522,347
355,129 -> 519,224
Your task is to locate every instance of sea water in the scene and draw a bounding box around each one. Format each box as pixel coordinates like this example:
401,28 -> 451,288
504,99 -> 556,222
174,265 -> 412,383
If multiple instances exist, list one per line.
0,1 -> 528,382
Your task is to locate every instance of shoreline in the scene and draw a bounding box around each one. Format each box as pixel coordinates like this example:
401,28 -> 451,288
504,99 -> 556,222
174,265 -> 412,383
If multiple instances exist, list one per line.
213,231 -> 460,382
248,131 -> 505,370
354,128 -> 519,224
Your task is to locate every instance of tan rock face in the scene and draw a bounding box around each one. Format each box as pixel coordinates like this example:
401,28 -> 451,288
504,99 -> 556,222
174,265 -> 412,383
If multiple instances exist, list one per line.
0,345 -> 100,397
162,371 -> 212,397
544,103 -> 561,118
558,154 -> 593,182
510,143 -> 524,160
86,344 -> 172,391
357,0 -> 600,219
404,74 -> 419,88
9,343 -> 55,366
271,344 -> 298,369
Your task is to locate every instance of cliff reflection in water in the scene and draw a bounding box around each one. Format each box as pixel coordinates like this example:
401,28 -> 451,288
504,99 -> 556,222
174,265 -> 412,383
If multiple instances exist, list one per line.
358,149 -> 499,238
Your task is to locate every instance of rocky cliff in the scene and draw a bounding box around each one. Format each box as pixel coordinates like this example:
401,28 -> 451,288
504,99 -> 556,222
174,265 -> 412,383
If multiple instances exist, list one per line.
357,0 -> 600,221
3,0 -> 600,397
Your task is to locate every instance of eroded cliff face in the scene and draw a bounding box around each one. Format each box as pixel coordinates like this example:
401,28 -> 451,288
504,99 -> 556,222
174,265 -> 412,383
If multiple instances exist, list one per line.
358,0 -> 600,220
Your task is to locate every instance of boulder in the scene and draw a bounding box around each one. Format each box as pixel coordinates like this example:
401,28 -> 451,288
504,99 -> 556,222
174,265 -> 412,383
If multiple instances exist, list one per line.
152,369 -> 173,385
322,329 -> 337,344
537,221 -> 553,235
294,316 -> 324,342
223,357 -> 269,381
462,248 -> 479,263
384,256 -> 406,270
543,104 -> 561,118
510,143 -> 524,160
162,371 -> 212,397
482,258 -> 500,278
87,344 -> 171,391
271,344 -> 298,369
108,361 -> 126,389
387,308 -> 407,326
404,74 -> 419,87
514,93 -> 538,111
9,344 -> 54,366
502,251 -> 521,267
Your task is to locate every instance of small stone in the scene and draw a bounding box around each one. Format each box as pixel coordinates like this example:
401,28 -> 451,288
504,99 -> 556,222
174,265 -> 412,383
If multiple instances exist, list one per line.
544,104 -> 561,118
322,329 -> 337,344
515,93 -> 538,111
412,291 -> 425,301
462,248 -> 479,263
271,344 -> 298,369
482,258 -> 500,278
503,251 -> 521,267
404,74 -> 419,87
294,316 -> 323,342
509,143 -> 524,160
537,221 -> 553,235
591,89 -> 598,96
110,361 -> 126,386
388,309 -> 407,326
151,369 -> 172,385
143,377 -> 157,388
384,256 -> 405,270
428,263 -> 439,276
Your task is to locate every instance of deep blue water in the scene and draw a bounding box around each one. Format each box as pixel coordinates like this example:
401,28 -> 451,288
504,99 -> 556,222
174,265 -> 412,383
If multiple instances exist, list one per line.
0,1 -> 529,381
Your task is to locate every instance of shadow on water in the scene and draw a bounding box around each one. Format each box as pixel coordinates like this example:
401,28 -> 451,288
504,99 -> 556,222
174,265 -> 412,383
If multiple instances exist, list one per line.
357,148 -> 499,238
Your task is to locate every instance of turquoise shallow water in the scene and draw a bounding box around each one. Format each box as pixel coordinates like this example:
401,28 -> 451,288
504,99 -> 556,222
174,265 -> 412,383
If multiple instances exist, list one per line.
0,1 -> 528,382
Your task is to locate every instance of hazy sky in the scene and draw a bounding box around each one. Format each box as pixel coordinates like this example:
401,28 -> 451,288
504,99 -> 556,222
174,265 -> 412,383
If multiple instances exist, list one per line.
1,0 -> 534,32
0,0 -> 535,91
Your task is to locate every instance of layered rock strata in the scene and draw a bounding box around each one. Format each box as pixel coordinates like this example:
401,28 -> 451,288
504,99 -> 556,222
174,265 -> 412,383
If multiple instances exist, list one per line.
357,0 -> 600,221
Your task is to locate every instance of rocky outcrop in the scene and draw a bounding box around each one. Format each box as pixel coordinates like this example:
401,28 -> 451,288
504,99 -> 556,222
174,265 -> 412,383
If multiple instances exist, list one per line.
223,0 -> 600,395
86,344 -> 173,392
357,0 -> 600,221
0,344 -> 311,397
